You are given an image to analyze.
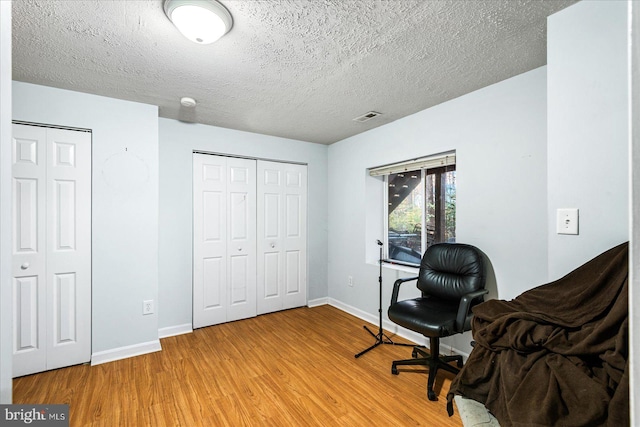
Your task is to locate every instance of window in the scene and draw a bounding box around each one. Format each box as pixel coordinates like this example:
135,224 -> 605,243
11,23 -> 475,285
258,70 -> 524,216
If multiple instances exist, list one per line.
370,152 -> 456,266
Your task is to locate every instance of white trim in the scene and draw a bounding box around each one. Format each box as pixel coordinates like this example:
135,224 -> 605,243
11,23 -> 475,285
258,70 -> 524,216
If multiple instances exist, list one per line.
158,324 -> 193,339
328,298 -> 470,360
12,120 -> 91,133
369,151 -> 455,176
380,261 -> 419,275
0,0 -> 12,403
307,297 -> 328,308
630,3 -> 639,426
91,340 -> 162,366
192,150 -> 307,166
328,298 -> 423,343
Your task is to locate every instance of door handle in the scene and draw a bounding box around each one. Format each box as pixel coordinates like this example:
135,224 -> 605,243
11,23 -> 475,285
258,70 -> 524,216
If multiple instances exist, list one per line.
21,262 -> 30,270
271,243 -> 276,248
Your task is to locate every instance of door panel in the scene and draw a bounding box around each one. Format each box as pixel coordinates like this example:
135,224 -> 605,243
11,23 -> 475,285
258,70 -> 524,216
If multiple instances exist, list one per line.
53,272 -> 76,343
53,141 -> 75,167
286,194 -> 301,237
281,165 -> 306,309
257,161 -> 307,315
263,252 -> 279,298
12,125 -> 46,377
45,127 -> 91,371
15,137 -> 38,165
229,192 -> 249,240
193,154 -> 228,328
12,124 -> 91,377
14,178 -> 39,253
257,164 -> 283,314
229,255 -> 248,304
202,257 -> 223,309
203,191 -> 223,241
264,193 -> 280,238
53,180 -> 76,250
226,158 -> 256,322
14,276 -> 40,351
193,154 -> 256,327
285,250 -> 301,294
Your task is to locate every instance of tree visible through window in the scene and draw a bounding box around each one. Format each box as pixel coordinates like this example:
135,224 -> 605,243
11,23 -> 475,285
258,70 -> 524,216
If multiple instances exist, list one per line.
387,165 -> 456,265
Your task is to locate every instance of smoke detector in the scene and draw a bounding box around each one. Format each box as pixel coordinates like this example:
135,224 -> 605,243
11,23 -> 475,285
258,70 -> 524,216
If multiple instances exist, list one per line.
353,111 -> 382,122
180,97 -> 197,108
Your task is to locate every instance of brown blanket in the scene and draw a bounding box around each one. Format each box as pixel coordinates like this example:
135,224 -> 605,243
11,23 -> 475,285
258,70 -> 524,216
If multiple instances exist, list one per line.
447,242 -> 629,427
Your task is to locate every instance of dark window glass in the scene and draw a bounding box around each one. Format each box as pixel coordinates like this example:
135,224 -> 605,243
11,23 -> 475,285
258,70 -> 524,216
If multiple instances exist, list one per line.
387,165 -> 456,265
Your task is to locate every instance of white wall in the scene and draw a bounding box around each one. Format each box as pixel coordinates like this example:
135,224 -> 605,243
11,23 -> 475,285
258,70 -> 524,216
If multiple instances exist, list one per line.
158,118 -> 328,331
547,0 -> 629,279
0,1 -> 12,403
326,0 -> 630,360
327,67 -> 548,355
12,82 -> 160,357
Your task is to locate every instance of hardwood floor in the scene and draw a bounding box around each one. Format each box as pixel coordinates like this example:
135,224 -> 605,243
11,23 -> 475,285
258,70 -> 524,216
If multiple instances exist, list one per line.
13,305 -> 463,426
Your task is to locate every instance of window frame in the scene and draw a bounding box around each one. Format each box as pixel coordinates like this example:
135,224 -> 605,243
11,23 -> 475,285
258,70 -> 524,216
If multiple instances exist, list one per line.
372,151 -> 455,267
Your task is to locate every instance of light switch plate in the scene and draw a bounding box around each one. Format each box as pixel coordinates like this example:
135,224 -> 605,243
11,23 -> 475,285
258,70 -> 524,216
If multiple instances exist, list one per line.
557,208 -> 579,235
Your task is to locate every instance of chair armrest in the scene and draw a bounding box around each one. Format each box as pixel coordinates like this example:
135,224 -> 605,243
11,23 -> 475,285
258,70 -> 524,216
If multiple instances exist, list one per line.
390,276 -> 419,305
455,289 -> 489,332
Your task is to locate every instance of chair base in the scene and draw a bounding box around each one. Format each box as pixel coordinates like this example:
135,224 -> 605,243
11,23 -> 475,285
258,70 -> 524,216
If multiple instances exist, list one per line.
391,337 -> 463,401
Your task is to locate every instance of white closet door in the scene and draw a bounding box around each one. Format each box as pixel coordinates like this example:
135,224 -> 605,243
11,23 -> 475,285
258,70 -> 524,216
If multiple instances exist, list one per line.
225,157 -> 257,322
193,154 -> 228,328
45,128 -> 92,371
12,124 -> 91,377
12,125 -> 47,376
257,161 -> 307,315
193,154 -> 256,328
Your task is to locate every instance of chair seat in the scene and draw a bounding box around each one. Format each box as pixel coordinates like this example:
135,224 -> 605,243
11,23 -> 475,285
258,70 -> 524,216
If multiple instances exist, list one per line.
388,297 -> 460,338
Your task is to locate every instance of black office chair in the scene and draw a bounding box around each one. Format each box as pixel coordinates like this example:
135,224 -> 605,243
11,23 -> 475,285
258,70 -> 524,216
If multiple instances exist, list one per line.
388,243 -> 487,401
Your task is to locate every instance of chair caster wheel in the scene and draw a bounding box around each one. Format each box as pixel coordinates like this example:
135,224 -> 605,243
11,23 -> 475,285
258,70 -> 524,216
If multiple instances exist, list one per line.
391,366 -> 398,375
427,390 -> 437,401
457,360 -> 463,368
411,349 -> 418,358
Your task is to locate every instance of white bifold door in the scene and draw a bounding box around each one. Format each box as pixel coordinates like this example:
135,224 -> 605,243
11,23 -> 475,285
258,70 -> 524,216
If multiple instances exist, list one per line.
193,154 -> 257,328
193,154 -> 307,329
12,123 -> 91,377
257,161 -> 307,315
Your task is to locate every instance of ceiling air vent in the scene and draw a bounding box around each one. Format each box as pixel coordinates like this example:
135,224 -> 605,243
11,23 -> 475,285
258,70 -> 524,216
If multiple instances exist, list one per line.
353,111 -> 382,123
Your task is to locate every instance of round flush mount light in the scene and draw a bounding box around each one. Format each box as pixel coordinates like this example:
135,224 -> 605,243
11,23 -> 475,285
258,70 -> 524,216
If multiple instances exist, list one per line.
180,97 -> 197,108
164,0 -> 233,44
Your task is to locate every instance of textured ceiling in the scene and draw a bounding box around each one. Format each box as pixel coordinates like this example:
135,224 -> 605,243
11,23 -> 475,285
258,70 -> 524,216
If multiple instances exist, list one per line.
12,0 -> 578,145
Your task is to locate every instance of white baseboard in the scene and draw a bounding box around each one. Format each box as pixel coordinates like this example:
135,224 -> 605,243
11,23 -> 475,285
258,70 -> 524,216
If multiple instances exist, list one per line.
327,298 -> 470,359
89,301 -> 467,366
91,339 -> 162,366
327,297 -> 424,343
307,297 -> 329,308
159,323 -> 193,338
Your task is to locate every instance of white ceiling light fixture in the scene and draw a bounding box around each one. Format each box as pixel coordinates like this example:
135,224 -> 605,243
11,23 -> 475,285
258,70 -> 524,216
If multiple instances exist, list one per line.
164,0 -> 233,44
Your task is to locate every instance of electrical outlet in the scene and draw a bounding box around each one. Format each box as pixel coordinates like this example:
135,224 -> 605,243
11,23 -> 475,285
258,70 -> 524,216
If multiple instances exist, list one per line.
143,300 -> 154,315
348,275 -> 353,287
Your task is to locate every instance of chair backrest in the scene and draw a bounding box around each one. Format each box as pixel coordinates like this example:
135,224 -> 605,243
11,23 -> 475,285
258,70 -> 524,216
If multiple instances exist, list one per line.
418,243 -> 486,301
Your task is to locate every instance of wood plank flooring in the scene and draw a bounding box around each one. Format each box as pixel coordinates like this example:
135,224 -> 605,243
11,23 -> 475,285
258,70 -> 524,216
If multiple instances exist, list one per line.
13,305 -> 463,426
